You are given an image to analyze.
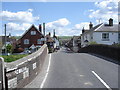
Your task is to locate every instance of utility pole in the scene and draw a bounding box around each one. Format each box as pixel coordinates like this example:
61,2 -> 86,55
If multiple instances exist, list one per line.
43,23 -> 46,44
4,24 -> 7,55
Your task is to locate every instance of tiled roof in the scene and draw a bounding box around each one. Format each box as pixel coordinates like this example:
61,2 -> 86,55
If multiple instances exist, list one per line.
94,24 -> 119,32
81,24 -> 102,35
46,34 -> 54,42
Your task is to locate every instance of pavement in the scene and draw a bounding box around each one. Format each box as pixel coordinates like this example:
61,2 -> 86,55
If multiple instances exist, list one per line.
25,47 -> 119,89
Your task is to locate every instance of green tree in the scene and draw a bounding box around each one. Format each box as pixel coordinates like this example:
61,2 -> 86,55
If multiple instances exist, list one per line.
6,44 -> 13,53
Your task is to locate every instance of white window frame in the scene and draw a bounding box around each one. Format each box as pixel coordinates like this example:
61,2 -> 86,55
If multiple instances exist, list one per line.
41,38 -> 45,41
24,39 -> 29,44
102,33 -> 109,41
37,39 -> 42,44
31,31 -> 36,35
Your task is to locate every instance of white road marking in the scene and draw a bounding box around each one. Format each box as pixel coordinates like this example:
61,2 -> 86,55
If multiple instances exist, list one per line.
40,54 -> 51,88
92,71 -> 112,90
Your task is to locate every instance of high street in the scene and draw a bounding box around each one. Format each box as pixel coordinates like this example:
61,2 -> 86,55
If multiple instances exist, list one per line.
26,47 -> 118,89
43,47 -> 118,89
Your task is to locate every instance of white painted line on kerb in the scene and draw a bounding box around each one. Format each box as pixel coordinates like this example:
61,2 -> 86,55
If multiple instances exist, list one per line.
92,71 -> 112,90
40,54 -> 51,88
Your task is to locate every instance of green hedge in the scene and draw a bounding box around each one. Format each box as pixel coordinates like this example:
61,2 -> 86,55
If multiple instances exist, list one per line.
79,44 -> 120,61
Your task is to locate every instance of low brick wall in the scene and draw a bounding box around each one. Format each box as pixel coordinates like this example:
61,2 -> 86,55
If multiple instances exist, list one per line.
79,44 -> 119,61
5,44 -> 48,89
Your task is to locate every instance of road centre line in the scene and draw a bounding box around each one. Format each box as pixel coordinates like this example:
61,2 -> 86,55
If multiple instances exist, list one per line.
40,54 -> 51,88
92,71 -> 112,90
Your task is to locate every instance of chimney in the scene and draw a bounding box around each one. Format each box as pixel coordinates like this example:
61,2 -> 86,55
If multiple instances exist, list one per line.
49,32 -> 51,36
43,23 -> 45,36
53,29 -> 55,37
39,24 -> 42,32
109,18 -> 113,26
82,27 -> 85,33
89,22 -> 93,29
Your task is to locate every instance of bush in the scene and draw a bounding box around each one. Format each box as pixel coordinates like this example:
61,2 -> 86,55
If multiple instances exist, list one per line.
79,44 -> 119,61
6,44 -> 13,53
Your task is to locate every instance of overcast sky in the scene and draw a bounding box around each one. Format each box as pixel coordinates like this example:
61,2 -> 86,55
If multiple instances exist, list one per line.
0,0 -> 118,36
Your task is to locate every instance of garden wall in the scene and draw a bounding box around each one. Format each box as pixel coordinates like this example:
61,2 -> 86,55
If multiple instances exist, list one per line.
79,44 -> 119,61
5,44 -> 48,89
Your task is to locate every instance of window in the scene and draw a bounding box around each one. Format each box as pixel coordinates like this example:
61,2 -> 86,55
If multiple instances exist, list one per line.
102,33 -> 109,41
37,39 -> 42,44
41,38 -> 45,41
24,39 -> 29,44
31,31 -> 36,35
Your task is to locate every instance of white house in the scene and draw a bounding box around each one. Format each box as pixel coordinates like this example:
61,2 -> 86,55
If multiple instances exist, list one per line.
53,30 -> 60,49
81,18 -> 120,47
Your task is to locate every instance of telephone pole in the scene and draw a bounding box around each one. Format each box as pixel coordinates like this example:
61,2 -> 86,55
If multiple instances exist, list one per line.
4,24 -> 7,55
43,23 -> 46,44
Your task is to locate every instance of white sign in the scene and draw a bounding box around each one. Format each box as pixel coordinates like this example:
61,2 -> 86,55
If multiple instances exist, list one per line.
23,68 -> 29,79
15,67 -> 28,75
8,77 -> 17,88
33,62 -> 37,70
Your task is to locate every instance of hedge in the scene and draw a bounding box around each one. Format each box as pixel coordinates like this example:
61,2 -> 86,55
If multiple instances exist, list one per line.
79,44 -> 120,61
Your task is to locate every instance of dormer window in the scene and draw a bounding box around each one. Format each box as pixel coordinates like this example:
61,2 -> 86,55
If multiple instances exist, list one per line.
31,31 -> 36,35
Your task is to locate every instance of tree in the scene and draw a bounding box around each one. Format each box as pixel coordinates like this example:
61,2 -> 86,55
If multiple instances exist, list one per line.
6,44 -> 13,53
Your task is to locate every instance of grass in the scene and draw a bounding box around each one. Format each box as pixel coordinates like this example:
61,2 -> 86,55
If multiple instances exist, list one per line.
1,54 -> 28,62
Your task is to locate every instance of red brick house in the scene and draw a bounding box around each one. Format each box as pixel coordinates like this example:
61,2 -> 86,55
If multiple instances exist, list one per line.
17,24 -> 45,51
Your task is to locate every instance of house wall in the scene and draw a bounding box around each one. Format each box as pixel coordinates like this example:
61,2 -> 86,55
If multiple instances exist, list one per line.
20,27 -> 44,50
93,32 -> 118,45
81,33 -> 91,47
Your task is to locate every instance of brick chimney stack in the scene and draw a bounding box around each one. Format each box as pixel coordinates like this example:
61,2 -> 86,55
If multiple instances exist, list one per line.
82,27 -> 85,33
39,24 -> 42,33
89,22 -> 93,29
109,18 -> 113,26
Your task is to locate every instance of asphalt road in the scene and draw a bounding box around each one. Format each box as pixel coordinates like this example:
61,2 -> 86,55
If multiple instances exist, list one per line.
43,47 -> 119,89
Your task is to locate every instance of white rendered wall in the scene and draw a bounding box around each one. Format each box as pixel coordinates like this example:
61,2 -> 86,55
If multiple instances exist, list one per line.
93,32 -> 118,45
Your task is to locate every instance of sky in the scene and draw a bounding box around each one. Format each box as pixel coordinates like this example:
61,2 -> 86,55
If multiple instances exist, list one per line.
0,0 -> 119,36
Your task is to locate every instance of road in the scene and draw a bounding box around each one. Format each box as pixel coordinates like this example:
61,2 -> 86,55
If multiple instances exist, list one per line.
42,47 -> 118,89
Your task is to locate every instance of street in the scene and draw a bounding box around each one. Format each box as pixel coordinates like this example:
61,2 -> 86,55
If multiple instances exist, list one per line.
43,47 -> 118,89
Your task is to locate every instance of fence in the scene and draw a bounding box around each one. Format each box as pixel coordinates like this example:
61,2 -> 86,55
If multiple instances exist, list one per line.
79,44 -> 120,61
0,44 -> 48,89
